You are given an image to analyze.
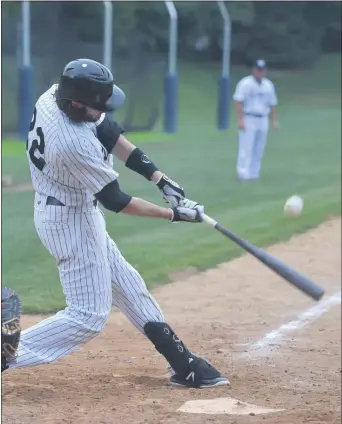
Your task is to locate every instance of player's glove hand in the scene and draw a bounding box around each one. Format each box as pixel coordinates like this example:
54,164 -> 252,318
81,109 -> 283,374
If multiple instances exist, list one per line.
1,288 -> 21,371
170,198 -> 204,223
156,174 -> 185,207
2,288 -> 21,370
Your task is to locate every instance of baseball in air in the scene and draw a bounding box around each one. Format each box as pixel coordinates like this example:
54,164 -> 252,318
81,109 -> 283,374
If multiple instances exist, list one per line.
284,195 -> 304,217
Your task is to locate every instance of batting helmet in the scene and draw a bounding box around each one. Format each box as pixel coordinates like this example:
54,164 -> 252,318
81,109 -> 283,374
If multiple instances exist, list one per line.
57,58 -> 125,112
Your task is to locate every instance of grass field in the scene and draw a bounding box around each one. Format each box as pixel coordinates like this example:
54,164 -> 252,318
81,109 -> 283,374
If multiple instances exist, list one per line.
2,55 -> 341,313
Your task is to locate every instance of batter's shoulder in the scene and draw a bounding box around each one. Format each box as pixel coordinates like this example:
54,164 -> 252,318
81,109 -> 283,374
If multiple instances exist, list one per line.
34,84 -> 58,111
37,84 -> 58,102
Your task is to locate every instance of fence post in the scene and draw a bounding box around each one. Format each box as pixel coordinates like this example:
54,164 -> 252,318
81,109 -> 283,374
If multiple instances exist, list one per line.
164,1 -> 178,133
18,1 -> 34,141
103,1 -> 113,70
217,1 -> 231,130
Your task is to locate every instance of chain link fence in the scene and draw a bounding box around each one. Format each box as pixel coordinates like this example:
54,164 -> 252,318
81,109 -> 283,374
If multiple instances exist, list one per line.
2,2 -> 167,137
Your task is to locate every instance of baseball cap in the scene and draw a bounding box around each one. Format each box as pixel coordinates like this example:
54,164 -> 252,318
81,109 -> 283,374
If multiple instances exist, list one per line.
253,59 -> 267,69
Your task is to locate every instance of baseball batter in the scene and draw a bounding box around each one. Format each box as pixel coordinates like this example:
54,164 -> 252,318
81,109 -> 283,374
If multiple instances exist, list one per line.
233,59 -> 278,181
1,59 -> 229,389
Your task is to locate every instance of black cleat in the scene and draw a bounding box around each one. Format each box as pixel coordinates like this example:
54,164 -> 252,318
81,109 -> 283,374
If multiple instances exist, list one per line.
169,356 -> 230,388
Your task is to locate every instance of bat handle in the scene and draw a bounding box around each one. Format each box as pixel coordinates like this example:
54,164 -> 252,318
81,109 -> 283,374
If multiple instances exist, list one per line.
200,213 -> 217,227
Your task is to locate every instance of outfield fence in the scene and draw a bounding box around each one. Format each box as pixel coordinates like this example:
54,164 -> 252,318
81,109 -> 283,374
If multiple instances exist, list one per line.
2,1 -> 167,137
2,1 -> 232,139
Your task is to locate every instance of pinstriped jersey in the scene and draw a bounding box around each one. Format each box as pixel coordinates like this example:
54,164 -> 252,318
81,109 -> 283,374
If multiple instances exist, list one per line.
26,84 -> 118,206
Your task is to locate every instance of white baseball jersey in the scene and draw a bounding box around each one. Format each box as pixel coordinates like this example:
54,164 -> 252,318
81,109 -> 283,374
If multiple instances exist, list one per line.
233,75 -> 277,116
9,85 -> 167,371
233,76 -> 278,181
26,84 -> 118,206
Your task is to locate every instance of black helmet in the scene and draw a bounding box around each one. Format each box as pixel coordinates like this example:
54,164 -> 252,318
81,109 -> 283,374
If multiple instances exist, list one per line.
58,58 -> 125,112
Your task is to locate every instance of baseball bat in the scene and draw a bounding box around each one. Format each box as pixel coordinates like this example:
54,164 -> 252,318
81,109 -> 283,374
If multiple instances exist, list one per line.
200,214 -> 325,301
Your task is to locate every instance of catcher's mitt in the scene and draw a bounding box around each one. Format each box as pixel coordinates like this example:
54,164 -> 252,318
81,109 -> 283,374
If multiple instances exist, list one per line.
2,288 -> 21,364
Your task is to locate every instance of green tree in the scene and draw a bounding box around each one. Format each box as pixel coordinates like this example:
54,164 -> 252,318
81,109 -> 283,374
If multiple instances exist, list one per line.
3,1 -> 340,69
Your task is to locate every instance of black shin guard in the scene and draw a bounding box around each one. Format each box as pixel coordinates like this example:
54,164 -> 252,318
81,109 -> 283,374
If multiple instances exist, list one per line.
144,322 -> 193,378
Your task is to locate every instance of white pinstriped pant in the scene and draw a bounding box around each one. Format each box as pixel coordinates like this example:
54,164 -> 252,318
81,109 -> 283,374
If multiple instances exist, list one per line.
8,194 -> 164,369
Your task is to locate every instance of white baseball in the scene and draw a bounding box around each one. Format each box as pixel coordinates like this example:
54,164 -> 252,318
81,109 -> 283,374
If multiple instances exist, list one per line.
284,195 -> 304,217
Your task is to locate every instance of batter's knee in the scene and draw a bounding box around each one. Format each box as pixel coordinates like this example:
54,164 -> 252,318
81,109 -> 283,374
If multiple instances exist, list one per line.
63,307 -> 111,336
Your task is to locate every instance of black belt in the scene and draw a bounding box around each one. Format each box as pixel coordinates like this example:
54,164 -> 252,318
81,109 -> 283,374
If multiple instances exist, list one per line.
244,113 -> 267,118
46,196 -> 97,207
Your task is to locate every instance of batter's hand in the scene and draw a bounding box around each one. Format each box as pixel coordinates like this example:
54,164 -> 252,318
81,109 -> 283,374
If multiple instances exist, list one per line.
170,198 -> 204,223
156,174 -> 185,207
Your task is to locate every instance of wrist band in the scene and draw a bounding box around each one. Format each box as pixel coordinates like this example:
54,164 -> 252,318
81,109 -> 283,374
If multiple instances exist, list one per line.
125,148 -> 159,181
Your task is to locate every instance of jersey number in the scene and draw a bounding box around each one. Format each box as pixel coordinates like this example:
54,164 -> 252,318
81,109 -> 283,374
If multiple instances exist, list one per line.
26,107 -> 46,171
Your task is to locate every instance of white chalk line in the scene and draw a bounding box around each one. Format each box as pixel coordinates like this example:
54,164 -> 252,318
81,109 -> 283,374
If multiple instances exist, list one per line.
239,291 -> 341,359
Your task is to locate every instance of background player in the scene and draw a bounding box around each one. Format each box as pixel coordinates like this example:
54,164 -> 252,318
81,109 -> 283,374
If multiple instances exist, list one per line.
233,59 -> 278,181
2,58 -> 229,389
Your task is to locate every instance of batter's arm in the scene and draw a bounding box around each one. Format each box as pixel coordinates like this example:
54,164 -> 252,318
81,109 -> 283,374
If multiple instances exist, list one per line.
95,180 -> 202,223
96,118 -> 165,184
97,118 -> 191,207
112,134 -> 165,182
113,134 -> 185,207
111,134 -> 135,161
121,197 -> 203,223
112,134 -> 160,180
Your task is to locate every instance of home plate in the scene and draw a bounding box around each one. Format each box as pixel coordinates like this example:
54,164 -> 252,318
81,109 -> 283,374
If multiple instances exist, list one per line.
177,397 -> 285,416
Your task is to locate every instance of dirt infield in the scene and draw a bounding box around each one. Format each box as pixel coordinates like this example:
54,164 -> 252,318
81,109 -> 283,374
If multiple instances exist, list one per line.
2,219 -> 341,424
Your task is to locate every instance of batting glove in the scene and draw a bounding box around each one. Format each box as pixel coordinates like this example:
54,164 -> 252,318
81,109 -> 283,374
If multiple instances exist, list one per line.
170,198 -> 204,223
156,174 -> 185,207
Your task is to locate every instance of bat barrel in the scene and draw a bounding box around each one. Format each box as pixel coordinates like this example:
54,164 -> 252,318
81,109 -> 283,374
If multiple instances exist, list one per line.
201,214 -> 325,301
